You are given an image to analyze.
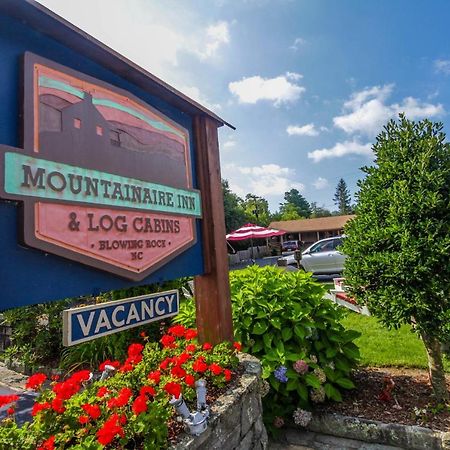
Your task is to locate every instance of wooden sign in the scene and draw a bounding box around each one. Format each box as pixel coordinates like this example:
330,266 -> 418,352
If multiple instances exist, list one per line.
0,53 -> 200,281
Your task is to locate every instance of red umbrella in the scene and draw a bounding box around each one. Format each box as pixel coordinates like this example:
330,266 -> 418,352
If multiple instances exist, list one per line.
226,223 -> 285,260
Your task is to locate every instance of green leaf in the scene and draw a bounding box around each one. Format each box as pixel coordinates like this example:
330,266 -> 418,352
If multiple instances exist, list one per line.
281,327 -> 293,341
305,373 -> 321,389
253,321 -> 269,335
296,383 -> 309,400
263,333 -> 273,349
271,318 -> 282,330
326,347 -> 337,358
286,379 -> 297,391
335,377 -> 355,389
252,340 -> 264,353
342,343 -> 360,360
324,383 -> 342,401
294,325 -> 305,339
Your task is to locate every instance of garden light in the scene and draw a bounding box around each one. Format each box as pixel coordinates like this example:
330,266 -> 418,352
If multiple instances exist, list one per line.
169,395 -> 191,420
169,379 -> 209,436
99,365 -> 116,381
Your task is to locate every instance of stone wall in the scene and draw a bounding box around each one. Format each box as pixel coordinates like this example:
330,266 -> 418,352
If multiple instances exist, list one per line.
171,354 -> 268,450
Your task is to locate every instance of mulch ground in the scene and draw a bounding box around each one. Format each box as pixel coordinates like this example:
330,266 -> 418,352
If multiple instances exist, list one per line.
316,367 -> 450,431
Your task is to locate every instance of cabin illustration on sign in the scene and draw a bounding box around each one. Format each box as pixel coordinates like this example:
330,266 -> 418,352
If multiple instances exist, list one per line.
38,83 -> 190,189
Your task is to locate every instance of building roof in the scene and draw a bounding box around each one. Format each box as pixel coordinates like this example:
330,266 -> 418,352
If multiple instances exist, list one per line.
0,0 -> 234,130
270,215 -> 355,233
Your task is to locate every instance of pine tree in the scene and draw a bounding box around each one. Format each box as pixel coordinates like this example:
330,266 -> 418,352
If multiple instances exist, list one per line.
333,178 -> 352,214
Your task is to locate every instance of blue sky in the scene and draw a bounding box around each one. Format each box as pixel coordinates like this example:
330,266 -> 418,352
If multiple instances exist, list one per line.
37,0 -> 450,212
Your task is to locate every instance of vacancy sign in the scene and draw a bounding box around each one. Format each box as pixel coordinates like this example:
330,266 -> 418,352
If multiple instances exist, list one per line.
63,290 -> 179,346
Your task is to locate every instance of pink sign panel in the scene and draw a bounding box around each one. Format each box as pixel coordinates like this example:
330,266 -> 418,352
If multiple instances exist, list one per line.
35,203 -> 195,275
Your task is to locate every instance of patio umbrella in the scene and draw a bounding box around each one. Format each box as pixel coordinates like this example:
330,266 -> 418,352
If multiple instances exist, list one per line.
226,223 -> 286,261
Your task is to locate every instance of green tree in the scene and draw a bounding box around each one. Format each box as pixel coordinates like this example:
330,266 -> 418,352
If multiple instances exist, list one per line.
222,179 -> 247,233
310,202 -> 333,218
333,178 -> 352,214
281,189 -> 311,218
342,115 -> 450,402
278,202 -> 302,221
243,194 -> 271,226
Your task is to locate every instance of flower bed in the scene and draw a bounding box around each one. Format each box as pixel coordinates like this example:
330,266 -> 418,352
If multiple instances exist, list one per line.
0,325 -> 240,449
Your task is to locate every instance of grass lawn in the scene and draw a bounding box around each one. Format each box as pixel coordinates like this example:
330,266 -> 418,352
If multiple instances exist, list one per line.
341,311 -> 450,371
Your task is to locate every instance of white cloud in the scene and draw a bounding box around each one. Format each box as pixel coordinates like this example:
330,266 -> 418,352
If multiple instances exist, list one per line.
36,1 -> 230,85
221,138 -> 236,150
223,163 -> 304,197
333,84 -> 444,137
313,177 -> 329,189
290,37 -> 306,51
197,21 -> 230,60
435,59 -> 450,75
228,72 -> 305,106
308,140 -> 372,163
286,123 -> 319,136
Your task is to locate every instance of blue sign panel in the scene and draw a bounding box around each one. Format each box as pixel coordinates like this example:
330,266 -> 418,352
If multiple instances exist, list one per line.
63,290 -> 179,346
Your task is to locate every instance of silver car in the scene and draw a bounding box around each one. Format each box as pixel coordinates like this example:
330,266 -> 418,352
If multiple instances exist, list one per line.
277,236 -> 346,274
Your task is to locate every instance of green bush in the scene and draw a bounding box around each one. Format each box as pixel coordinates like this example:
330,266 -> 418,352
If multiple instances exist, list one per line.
175,265 -> 360,431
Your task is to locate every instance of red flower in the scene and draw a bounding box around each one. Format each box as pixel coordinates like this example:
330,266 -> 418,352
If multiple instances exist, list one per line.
168,324 -> 186,337
37,435 -> 55,450
99,359 -> 120,371
7,407 -> 14,415
70,370 -> 91,384
185,344 -> 196,353
184,329 -> 198,340
52,380 -> 81,400
132,395 -> 148,415
97,414 -> 125,446
148,370 -> 161,384
25,373 -> 47,390
140,331 -> 147,338
82,403 -> 102,420
176,352 -> 191,365
0,394 -> 19,408
118,414 -> 127,425
140,386 -> 156,397
51,396 -> 65,414
192,357 -> 208,373
160,334 -> 177,348
51,375 -> 60,382
97,386 -> 109,398
224,369 -> 232,382
209,363 -> 223,376
185,374 -> 195,387
233,342 -> 242,352
107,387 -> 133,408
128,343 -> 144,358
171,365 -> 187,379
159,357 -> 174,370
119,363 -> 133,373
32,401 -> 51,416
202,342 -> 213,351
78,415 -> 90,424
164,381 -> 182,399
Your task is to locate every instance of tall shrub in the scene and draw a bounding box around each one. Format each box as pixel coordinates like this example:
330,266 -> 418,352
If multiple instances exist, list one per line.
342,115 -> 450,402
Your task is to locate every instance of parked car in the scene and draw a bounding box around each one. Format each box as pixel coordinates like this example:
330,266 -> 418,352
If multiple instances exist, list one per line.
277,236 -> 346,274
281,240 -> 299,252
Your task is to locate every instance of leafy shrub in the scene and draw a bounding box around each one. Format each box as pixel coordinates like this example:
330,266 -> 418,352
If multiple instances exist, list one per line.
175,265 -> 360,431
0,325 -> 238,449
1,300 -> 71,370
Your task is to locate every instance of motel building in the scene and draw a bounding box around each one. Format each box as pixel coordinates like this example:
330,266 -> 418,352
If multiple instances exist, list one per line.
270,214 -> 355,249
